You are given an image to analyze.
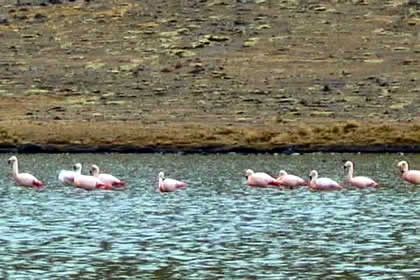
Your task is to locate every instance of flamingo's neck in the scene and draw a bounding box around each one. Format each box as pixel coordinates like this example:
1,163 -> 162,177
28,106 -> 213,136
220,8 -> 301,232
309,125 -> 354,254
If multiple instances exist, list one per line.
309,175 -> 316,187
73,169 -> 81,186
158,178 -> 164,191
346,167 -> 354,181
12,161 -> 19,178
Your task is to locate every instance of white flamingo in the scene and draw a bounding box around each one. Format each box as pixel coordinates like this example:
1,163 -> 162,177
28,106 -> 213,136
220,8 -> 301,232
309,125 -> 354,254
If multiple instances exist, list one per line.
276,170 -> 308,188
158,172 -> 186,192
343,161 -> 378,188
8,156 -> 44,188
72,163 -> 111,190
58,169 -> 76,185
244,169 -> 282,187
309,170 -> 342,191
397,160 -> 420,185
90,164 -> 125,187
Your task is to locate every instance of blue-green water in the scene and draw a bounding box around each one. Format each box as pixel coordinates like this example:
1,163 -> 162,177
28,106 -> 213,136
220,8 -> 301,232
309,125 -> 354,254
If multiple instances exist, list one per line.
0,153 -> 419,279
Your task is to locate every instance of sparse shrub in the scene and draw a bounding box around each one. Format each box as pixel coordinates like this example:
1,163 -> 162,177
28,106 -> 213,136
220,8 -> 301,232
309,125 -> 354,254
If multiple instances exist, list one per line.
377,124 -> 393,133
297,126 -> 310,137
312,126 -> 323,134
331,126 -> 340,134
343,121 -> 360,134
0,127 -> 10,140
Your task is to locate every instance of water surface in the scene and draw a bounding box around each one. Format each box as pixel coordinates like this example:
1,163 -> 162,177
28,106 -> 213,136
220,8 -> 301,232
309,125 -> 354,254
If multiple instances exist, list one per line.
0,153 -> 419,279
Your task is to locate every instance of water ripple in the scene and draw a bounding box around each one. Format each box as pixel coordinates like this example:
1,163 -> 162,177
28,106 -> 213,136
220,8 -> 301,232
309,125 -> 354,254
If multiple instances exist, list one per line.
0,153 -> 419,279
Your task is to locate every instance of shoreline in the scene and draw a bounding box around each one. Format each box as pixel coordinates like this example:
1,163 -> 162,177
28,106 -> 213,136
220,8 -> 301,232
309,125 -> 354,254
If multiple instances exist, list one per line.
1,120 -> 420,154
0,143 -> 418,154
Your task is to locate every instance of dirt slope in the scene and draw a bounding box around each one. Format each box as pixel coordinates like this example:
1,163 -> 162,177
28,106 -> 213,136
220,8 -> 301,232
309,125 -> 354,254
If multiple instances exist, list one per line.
0,0 -> 419,152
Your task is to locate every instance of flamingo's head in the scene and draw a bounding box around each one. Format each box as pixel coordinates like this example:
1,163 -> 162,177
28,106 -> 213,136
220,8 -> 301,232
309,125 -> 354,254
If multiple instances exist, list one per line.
343,161 -> 354,174
73,163 -> 82,173
90,164 -> 99,176
7,156 -> 17,165
397,161 -> 408,173
343,161 -> 353,169
309,170 -> 318,181
158,172 -> 165,180
278,170 -> 288,177
244,169 -> 254,179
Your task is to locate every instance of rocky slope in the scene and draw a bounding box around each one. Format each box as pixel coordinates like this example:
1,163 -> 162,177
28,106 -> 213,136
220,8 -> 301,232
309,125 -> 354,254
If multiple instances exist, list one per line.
0,0 -> 419,152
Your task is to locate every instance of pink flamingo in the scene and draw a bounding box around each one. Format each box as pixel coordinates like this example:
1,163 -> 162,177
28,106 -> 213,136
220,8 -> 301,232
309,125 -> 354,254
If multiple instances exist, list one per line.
158,172 -> 187,192
7,156 -> 44,188
90,164 -> 125,188
276,170 -> 308,188
244,169 -> 282,187
72,163 -> 112,190
344,161 -> 378,188
308,170 -> 342,191
397,160 -> 420,185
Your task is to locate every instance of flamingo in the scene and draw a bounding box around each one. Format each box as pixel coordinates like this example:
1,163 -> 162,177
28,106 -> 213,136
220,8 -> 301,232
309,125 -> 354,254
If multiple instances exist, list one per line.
7,156 -> 44,188
158,172 -> 186,192
308,170 -> 342,191
72,163 -> 111,190
397,160 -> 420,185
90,164 -> 125,188
276,170 -> 308,188
244,169 -> 282,187
58,169 -> 76,185
343,161 -> 378,188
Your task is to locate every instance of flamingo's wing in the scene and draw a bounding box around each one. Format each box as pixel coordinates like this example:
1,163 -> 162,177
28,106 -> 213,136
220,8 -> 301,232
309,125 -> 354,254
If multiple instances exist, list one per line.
18,173 -> 43,187
405,170 -> 420,184
352,176 -> 377,187
161,178 -> 186,191
58,170 -> 75,185
316,177 -> 341,189
282,174 -> 307,186
75,175 -> 105,190
99,173 -> 124,186
250,173 -> 280,186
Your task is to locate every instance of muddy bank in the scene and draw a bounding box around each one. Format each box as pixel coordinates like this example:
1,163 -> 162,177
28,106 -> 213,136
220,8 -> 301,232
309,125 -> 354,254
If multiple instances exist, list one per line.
1,120 -> 420,153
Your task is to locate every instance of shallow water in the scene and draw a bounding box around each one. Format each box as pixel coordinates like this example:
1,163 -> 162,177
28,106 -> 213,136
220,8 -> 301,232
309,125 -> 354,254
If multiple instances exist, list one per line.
0,153 -> 419,279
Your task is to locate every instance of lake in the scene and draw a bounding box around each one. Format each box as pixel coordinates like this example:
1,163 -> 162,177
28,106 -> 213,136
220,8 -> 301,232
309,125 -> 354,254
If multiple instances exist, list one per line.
0,153 -> 419,279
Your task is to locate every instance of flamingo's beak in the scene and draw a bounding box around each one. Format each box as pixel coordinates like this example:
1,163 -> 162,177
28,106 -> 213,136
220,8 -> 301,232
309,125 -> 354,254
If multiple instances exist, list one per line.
7,160 -> 11,165
309,175 -> 312,180
89,170 -> 93,175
